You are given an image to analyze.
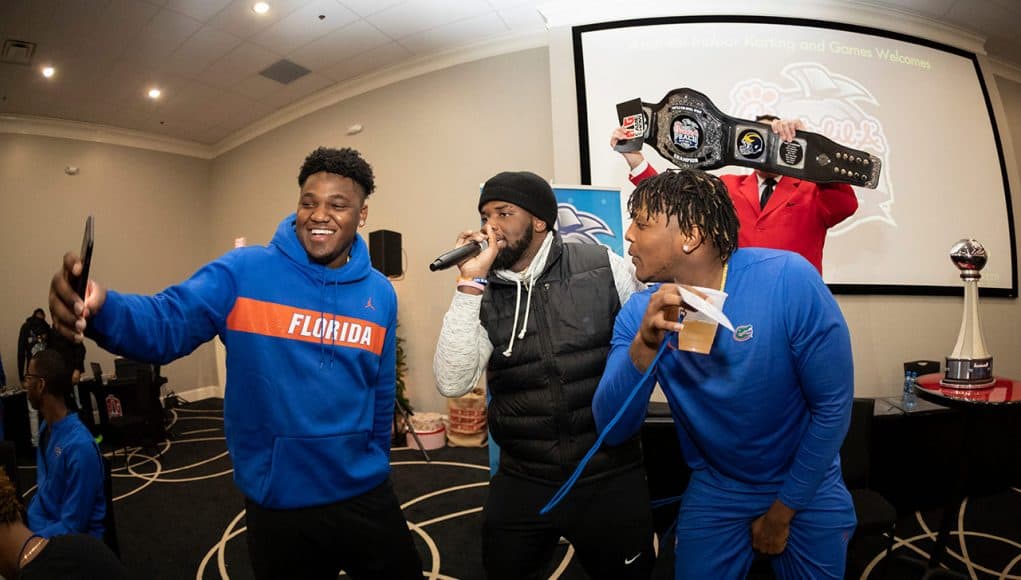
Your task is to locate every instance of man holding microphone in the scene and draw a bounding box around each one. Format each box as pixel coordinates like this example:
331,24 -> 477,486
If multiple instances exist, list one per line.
433,171 -> 655,580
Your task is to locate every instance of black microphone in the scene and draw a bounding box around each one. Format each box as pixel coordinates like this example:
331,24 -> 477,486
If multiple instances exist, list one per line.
429,240 -> 489,271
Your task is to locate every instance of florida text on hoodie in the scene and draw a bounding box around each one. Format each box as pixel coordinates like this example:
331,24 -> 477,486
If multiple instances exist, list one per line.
88,214 -> 398,509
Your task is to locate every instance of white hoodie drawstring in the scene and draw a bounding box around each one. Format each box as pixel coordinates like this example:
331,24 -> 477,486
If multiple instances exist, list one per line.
518,279 -> 535,340
499,232 -> 553,357
502,278 -> 524,357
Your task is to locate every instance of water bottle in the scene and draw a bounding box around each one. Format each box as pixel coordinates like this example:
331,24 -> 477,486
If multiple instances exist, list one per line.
902,370 -> 918,410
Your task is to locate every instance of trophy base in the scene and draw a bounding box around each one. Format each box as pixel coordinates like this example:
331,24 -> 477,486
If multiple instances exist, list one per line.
942,357 -> 995,388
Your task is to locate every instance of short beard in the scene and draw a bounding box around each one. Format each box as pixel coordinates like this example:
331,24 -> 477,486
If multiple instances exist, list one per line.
491,227 -> 534,271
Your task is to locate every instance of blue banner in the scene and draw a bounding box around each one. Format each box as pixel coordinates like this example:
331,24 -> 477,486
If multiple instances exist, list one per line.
553,185 -> 625,256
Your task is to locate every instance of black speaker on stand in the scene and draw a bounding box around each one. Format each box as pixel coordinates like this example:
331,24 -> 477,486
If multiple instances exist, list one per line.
369,229 -> 403,277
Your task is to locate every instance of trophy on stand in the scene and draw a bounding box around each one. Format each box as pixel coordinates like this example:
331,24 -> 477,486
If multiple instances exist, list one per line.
944,239 -> 995,388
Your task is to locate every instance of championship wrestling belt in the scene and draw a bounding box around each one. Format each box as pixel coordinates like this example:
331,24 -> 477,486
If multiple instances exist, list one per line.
615,88 -> 882,189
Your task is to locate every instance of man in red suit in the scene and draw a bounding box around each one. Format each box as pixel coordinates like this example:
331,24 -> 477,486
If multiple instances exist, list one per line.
612,115 -> 858,274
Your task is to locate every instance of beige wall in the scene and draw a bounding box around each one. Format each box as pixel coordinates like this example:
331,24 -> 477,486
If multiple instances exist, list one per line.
0,134 -> 217,391
821,71 -> 1021,395
209,48 -> 554,413
996,75 -> 1021,183
2,46 -> 1019,412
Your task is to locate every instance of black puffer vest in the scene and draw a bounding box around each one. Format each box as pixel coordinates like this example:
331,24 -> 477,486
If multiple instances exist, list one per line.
481,236 -> 643,484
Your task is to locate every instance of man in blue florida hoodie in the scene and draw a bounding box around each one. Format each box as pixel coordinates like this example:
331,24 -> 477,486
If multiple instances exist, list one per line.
47,147 -> 422,579
593,169 -> 856,579
24,349 -> 105,540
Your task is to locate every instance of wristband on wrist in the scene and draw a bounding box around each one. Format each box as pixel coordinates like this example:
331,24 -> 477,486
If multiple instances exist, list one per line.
457,276 -> 488,286
457,280 -> 486,292
457,277 -> 488,292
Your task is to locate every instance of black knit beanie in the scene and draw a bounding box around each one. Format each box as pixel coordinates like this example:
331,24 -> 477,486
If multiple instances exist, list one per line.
478,171 -> 558,230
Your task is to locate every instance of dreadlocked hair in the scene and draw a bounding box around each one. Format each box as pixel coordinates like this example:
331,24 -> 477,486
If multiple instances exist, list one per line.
0,469 -> 22,525
628,168 -> 740,262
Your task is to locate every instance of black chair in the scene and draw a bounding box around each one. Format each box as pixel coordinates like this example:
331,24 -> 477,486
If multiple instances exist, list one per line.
105,366 -> 167,459
74,364 -> 105,436
842,398 -> 898,576
100,456 -> 120,557
90,362 -> 104,383
0,440 -> 21,498
1,393 -> 33,461
89,362 -> 113,433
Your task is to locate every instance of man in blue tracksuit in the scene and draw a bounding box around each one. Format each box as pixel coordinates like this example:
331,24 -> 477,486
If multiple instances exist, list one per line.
48,147 -> 422,579
593,169 -> 856,579
24,349 -> 105,539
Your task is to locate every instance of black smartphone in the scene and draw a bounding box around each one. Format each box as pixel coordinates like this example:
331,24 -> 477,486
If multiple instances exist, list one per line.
76,215 -> 94,299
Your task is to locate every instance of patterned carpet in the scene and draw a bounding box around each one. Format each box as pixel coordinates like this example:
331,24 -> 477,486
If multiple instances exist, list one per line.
847,487 -> 1021,579
17,398 -> 581,579
15,398 -> 1021,579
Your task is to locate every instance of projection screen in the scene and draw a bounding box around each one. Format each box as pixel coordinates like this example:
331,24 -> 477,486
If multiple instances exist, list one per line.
575,17 -> 1017,296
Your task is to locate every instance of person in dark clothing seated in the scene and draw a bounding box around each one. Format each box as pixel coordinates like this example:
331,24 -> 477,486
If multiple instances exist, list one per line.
0,468 -> 126,579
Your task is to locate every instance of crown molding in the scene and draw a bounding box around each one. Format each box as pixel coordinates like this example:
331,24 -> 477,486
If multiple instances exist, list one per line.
211,31 -> 549,157
0,32 -> 549,161
538,0 -> 986,55
838,1 -> 986,54
0,114 -> 214,159
4,4 -> 999,159
987,56 -> 1021,83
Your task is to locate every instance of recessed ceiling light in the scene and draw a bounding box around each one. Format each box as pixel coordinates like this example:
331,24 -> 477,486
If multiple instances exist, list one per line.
41,66 -> 55,78
148,88 -> 162,99
253,2 -> 270,14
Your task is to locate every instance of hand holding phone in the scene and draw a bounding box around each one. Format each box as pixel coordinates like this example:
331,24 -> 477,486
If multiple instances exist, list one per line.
614,98 -> 647,153
75,216 -> 94,300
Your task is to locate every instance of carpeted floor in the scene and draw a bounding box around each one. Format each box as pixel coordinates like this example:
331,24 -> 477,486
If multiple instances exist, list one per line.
17,398 -> 584,579
845,489 -> 1021,579
16,398 -> 1021,579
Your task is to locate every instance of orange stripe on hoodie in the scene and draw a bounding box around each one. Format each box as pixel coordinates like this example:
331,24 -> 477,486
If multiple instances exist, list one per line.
226,296 -> 386,355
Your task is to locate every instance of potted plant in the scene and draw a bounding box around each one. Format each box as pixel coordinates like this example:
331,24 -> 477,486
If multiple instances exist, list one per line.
392,327 -> 413,442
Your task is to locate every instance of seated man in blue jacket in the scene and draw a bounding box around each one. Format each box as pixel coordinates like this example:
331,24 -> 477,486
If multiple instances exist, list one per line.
48,147 -> 422,580
24,349 -> 105,539
593,169 -> 856,579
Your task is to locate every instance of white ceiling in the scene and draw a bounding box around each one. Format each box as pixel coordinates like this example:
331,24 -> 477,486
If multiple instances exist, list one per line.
1,0 -> 1020,147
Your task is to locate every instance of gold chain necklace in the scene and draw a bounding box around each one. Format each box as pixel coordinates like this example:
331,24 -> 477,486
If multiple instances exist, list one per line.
19,535 -> 45,567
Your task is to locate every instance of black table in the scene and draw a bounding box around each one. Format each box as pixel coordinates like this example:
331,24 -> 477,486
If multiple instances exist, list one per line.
642,393 -> 1021,578
911,374 -> 1021,577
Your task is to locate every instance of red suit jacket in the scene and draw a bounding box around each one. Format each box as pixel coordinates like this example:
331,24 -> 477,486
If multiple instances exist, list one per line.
631,165 -> 857,273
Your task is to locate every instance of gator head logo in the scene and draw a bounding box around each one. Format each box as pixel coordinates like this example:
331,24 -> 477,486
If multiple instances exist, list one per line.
734,324 -> 753,342
729,62 -> 894,236
557,204 -> 616,246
